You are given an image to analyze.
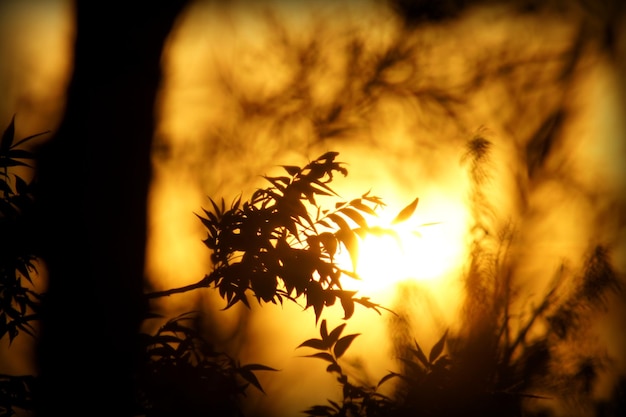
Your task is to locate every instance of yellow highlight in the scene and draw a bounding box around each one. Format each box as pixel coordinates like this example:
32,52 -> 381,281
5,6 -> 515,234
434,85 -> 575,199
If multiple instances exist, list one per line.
336,202 -> 468,295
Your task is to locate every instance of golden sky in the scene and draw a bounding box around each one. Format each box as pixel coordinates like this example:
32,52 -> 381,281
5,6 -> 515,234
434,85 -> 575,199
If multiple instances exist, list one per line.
147,1 -> 625,415
0,1 -> 624,416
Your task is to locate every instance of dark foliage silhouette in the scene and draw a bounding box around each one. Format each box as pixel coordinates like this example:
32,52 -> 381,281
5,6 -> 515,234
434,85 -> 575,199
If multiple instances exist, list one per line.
1,119 -> 623,416
0,116 -> 48,416
295,134 -> 622,417
297,319 -> 396,417
147,152 -> 394,323
2,1 -> 624,416
0,116 -> 48,343
140,151 -> 401,416
134,312 -> 277,417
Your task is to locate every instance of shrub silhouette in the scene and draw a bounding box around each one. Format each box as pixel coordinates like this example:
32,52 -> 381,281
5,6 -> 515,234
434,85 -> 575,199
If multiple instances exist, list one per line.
134,312 -> 277,417
0,116 -> 48,344
1,119 -> 396,416
1,116 -> 49,416
297,319 -> 397,417
295,134 -> 623,417
1,115 -> 622,416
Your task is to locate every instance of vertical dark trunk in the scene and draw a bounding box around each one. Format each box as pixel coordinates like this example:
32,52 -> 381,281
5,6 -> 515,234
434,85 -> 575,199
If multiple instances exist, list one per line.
35,1 -> 187,415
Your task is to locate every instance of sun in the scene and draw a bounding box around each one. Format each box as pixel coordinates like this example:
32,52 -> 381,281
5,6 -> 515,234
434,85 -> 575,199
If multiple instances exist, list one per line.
336,201 -> 468,295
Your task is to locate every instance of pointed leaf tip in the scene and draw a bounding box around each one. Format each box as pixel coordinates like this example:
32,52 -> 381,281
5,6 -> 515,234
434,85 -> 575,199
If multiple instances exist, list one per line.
333,333 -> 359,359
377,371 -> 399,388
391,197 -> 419,225
429,329 -> 448,363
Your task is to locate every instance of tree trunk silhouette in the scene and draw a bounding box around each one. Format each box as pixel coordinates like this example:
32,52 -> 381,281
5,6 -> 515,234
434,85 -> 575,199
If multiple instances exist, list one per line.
35,1 -> 188,415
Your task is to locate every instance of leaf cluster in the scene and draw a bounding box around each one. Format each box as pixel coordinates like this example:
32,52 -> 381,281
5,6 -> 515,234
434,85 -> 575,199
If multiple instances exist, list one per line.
298,138 -> 621,417
0,116 -> 48,416
0,115 -> 47,219
196,152 -> 390,323
395,329 -> 450,385
0,116 -> 47,343
298,325 -> 454,417
387,330 -> 462,416
135,312 -> 277,417
298,319 -> 396,417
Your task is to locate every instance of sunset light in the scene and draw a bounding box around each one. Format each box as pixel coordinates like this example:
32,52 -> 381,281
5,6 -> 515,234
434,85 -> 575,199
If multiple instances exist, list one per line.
337,203 -> 468,295
1,1 -> 624,417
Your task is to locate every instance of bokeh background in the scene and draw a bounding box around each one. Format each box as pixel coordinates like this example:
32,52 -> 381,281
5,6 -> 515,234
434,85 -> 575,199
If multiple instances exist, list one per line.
1,1 -> 624,416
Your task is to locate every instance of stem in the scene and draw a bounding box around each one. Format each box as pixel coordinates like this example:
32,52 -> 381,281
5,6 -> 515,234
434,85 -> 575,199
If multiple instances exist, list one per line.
145,274 -> 211,299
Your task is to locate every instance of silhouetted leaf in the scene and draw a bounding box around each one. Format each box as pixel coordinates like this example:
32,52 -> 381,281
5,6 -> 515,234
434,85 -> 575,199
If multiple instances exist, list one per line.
264,175 -> 290,192
303,352 -> 336,363
241,364 -> 279,372
411,340 -> 429,368
223,292 -> 250,310
350,199 -> 378,216
326,363 -> 342,374
195,212 -> 215,231
237,367 -> 266,393
6,149 -> 35,160
335,229 -> 359,272
377,371 -> 399,388
327,323 -> 347,346
15,262 -> 34,283
310,179 -> 339,196
361,190 -> 385,205
353,297 -> 395,316
11,130 -> 49,149
391,197 -> 418,225
313,301 -> 324,324
399,357 -> 425,377
327,212 -> 351,233
287,198 -> 316,230
434,355 -> 452,368
339,207 -> 369,228
320,319 -> 329,340
281,165 -> 301,176
334,334 -> 359,359
339,295 -> 355,320
318,232 -> 338,258
317,219 -> 332,229
238,363 -> 278,394
208,197 -> 222,216
298,338 -> 328,351
328,399 -> 342,411
316,151 -> 340,162
303,404 -> 335,416
429,329 -> 448,363
0,158 -> 30,168
231,194 -> 242,211
306,281 -> 325,323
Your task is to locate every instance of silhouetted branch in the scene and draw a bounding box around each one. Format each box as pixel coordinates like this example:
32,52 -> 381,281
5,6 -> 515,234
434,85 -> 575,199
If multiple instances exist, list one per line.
144,274 -> 211,299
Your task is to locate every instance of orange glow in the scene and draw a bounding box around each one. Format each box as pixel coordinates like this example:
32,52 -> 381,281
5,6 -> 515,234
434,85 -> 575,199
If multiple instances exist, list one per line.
337,203 -> 468,295
147,1 -> 626,416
